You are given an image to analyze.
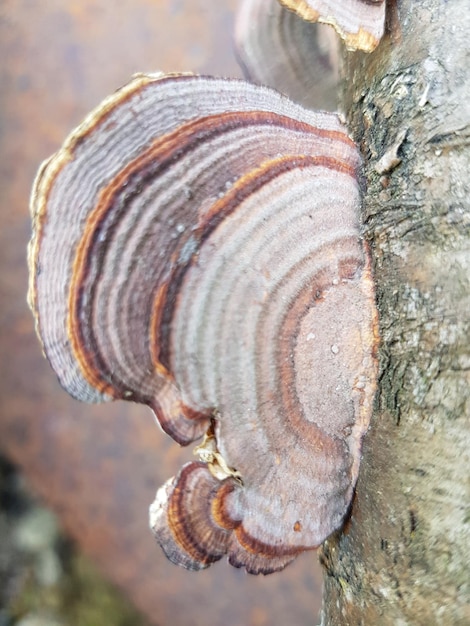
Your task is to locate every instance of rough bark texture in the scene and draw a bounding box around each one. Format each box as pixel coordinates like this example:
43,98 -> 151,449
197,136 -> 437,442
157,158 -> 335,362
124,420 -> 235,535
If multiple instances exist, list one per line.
321,1 -> 470,624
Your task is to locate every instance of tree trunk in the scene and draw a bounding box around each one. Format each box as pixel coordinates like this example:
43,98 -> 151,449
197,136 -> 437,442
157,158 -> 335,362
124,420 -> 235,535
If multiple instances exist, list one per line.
320,1 -> 470,624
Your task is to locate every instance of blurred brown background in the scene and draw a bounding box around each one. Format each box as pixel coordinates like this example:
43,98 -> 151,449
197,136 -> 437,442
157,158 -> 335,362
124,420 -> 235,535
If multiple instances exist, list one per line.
0,1 -> 322,624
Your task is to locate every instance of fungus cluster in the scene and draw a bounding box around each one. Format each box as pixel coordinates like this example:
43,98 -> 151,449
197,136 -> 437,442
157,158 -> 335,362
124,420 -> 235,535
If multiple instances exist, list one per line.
28,0 -> 382,574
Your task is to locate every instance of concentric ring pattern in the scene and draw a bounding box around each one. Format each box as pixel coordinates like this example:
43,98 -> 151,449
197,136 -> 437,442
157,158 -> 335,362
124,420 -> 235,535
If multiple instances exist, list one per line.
28,73 -> 378,574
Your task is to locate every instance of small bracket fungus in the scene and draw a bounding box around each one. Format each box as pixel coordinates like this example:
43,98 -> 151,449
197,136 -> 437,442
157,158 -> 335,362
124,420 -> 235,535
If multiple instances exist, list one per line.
278,0 -> 386,52
28,73 -> 379,574
236,0 -> 340,110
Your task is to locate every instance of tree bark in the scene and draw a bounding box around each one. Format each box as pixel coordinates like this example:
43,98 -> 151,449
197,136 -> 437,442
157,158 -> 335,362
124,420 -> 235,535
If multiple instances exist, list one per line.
321,1 -> 470,624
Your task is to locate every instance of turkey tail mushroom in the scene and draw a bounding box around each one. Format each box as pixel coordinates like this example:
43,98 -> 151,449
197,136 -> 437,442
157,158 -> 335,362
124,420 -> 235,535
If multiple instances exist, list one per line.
235,0 -> 339,110
278,0 -> 386,52
28,73 -> 379,573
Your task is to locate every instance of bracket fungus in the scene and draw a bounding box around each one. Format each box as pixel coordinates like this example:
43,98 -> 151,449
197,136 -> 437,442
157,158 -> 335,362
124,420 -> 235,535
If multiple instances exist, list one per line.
235,0 -> 340,110
278,0 -> 386,52
28,73 -> 379,574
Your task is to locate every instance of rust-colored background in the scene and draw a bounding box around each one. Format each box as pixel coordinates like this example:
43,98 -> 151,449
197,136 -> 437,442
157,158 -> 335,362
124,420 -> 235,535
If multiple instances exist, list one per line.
0,1 -> 323,624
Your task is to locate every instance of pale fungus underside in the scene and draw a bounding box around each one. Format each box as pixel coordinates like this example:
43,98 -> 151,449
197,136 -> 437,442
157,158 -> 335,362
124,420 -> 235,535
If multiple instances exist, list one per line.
279,0 -> 386,52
